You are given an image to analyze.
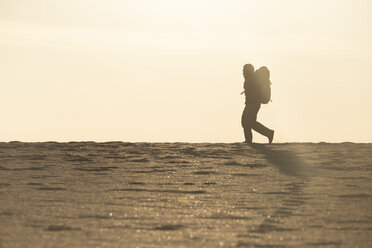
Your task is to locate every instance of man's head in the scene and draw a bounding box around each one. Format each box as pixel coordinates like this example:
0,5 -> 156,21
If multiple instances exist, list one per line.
243,64 -> 254,77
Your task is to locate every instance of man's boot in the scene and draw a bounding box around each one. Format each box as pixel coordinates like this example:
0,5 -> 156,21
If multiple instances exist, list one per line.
268,130 -> 274,144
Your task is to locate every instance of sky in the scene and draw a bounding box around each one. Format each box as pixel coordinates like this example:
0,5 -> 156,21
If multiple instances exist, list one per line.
1,0 -> 371,143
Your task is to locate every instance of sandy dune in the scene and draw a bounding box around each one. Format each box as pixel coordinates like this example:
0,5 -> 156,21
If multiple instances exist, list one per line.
0,142 -> 371,247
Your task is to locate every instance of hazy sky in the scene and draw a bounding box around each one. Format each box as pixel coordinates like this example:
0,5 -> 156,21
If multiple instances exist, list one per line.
1,0 -> 371,142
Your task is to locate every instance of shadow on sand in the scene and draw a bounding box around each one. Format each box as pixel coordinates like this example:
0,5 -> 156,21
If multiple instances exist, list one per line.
250,144 -> 316,177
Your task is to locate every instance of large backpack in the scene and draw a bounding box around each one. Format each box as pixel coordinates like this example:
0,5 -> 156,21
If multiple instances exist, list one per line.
255,67 -> 271,104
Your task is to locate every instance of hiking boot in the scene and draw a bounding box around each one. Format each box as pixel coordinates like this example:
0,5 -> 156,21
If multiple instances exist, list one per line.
268,130 -> 274,144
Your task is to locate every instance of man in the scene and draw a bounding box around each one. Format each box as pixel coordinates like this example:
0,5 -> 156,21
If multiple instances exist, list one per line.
241,64 -> 274,144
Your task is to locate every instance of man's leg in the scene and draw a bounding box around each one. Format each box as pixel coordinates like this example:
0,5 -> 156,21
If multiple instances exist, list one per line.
252,122 -> 274,143
241,106 -> 252,142
243,128 -> 253,143
242,104 -> 260,143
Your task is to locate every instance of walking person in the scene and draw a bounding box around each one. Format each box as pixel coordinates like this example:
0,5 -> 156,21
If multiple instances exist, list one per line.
241,64 -> 274,144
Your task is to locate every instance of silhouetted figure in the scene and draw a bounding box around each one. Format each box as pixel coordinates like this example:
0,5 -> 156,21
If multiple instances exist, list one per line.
241,64 -> 274,143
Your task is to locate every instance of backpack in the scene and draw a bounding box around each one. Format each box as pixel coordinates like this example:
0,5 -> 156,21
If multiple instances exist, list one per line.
255,67 -> 271,104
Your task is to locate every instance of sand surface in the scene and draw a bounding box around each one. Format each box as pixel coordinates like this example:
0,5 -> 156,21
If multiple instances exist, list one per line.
0,142 -> 371,247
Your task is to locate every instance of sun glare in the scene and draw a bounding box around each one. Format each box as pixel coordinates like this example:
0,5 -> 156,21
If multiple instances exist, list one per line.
1,0 -> 371,142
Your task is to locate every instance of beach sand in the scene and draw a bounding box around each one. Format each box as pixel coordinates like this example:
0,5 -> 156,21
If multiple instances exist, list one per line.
0,142 -> 371,247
